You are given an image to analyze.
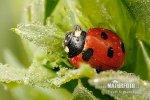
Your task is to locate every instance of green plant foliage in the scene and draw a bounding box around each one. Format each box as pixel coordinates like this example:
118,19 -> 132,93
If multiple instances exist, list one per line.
0,64 -> 26,84
124,0 -> 150,28
50,64 -> 95,88
72,80 -> 98,100
11,85 -> 72,100
13,24 -> 64,58
0,0 -> 150,99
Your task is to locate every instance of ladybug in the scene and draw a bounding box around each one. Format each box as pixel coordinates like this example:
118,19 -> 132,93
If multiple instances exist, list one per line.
63,25 -> 125,72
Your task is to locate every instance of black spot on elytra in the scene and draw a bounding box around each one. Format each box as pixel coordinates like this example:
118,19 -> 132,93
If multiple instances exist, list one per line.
107,47 -> 114,58
121,43 -> 125,53
82,48 -> 94,62
101,32 -> 108,40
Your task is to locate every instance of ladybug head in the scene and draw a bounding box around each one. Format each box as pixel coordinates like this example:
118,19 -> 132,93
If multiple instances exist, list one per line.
63,25 -> 86,58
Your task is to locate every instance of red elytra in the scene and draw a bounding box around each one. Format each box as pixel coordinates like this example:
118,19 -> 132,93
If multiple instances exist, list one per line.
69,28 -> 125,70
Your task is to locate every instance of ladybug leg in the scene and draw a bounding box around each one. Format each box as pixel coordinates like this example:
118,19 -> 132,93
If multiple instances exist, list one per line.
95,67 -> 103,73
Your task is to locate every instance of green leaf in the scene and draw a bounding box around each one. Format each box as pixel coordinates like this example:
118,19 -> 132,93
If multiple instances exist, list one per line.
49,0 -> 93,31
22,0 -> 45,23
44,0 -> 59,24
30,0 -> 45,23
72,80 -> 98,100
0,63 -> 26,83
124,0 -> 150,28
0,62 -> 55,88
22,0 -> 59,24
11,85 -> 72,100
89,70 -> 150,100
135,22 -> 150,46
1,63 -> 93,90
14,23 -> 63,48
135,40 -> 150,80
23,62 -> 55,88
50,64 -> 95,88
0,62 -> 54,88
13,23 -> 68,66
0,58 -> 92,91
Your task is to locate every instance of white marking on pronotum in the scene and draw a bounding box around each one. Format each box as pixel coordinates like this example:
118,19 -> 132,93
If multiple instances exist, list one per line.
74,30 -> 81,37
65,46 -> 69,53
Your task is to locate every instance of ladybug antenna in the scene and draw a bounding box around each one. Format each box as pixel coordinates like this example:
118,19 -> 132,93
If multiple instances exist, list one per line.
75,25 -> 81,31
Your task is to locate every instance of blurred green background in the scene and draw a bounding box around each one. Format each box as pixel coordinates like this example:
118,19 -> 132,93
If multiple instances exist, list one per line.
0,0 -> 23,99
0,0 -> 25,64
